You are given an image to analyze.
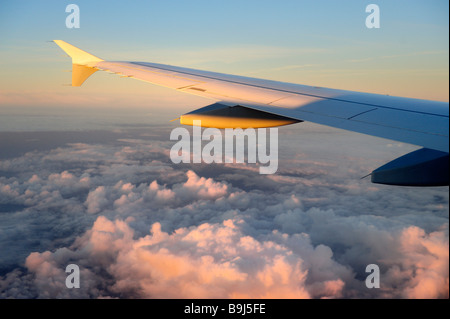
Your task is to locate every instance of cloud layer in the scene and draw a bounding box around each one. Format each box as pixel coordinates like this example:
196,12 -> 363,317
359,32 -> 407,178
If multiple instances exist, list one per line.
0,125 -> 448,298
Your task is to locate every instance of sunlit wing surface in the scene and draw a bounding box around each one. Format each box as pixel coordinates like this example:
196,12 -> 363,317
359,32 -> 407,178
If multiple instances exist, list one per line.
53,40 -> 449,186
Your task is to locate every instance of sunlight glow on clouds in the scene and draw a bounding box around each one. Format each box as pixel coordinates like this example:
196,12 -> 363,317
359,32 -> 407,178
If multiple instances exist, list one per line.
0,0 -> 448,300
0,127 -> 447,298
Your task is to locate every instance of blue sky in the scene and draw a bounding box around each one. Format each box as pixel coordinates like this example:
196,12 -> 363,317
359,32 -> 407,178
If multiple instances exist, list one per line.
1,0 -> 448,47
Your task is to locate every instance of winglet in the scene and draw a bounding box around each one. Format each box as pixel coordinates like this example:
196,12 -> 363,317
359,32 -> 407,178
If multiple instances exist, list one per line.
53,40 -> 103,65
53,40 -> 104,86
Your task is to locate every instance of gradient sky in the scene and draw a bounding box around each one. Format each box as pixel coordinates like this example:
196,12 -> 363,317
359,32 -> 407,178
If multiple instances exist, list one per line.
0,1 -> 448,300
0,0 -> 449,121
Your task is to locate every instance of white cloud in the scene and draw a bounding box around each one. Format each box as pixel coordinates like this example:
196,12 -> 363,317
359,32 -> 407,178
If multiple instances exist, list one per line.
17,216 -> 348,298
0,126 -> 448,299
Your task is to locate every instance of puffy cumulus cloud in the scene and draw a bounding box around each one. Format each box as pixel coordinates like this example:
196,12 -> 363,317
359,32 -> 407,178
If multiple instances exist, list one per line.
4,215 -> 447,299
85,186 -> 109,214
0,170 -> 89,213
384,227 -> 449,299
181,170 -> 228,200
0,126 -> 448,299
81,170 -> 230,219
10,216 -> 352,299
139,170 -> 229,206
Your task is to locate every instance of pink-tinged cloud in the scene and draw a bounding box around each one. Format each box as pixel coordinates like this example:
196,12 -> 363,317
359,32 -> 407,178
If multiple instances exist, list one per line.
398,227 -> 449,298
22,211 -> 448,299
22,216 -> 355,299
0,128 -> 447,299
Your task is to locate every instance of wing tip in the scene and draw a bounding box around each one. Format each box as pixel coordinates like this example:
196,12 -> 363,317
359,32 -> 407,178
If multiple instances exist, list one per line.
52,40 -> 104,65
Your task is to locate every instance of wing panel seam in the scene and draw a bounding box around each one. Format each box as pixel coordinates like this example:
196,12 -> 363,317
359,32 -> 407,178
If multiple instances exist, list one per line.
347,108 -> 378,120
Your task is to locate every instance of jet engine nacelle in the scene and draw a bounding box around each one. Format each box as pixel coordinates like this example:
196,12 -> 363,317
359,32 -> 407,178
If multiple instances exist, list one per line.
371,148 -> 449,186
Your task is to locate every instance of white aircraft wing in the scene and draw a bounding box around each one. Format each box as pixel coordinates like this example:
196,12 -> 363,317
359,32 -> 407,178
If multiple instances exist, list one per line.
53,40 -> 449,186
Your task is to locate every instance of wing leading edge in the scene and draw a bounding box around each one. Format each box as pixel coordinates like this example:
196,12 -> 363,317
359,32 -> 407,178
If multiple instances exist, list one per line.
53,40 -> 449,186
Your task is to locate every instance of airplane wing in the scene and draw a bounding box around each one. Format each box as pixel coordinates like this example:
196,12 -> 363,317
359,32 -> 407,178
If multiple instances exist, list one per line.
52,40 -> 449,186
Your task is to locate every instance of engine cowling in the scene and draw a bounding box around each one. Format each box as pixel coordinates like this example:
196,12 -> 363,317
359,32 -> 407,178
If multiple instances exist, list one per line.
371,148 -> 449,186
180,103 -> 301,129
